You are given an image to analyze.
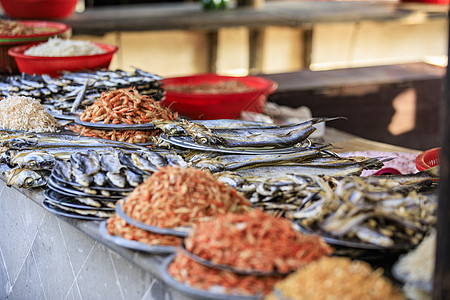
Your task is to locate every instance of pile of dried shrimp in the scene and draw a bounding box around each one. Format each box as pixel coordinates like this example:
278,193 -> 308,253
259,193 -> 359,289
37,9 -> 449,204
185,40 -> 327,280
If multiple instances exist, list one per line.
80,87 -> 177,124
70,87 -> 177,143
185,209 -> 333,274
106,214 -> 182,247
265,256 -> 405,300
122,166 -> 251,229
168,251 -> 284,296
69,126 -> 160,144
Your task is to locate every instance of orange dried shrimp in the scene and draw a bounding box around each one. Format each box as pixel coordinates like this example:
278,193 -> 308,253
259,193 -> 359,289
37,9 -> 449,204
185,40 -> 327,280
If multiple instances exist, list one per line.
185,209 -> 333,274
80,87 -> 177,124
168,250 -> 284,296
265,257 -> 405,300
68,124 -> 159,144
106,214 -> 181,247
122,166 -> 251,229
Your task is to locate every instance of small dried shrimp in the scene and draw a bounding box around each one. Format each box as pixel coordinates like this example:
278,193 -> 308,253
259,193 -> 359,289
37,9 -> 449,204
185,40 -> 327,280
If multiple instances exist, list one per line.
168,251 -> 284,296
185,209 -> 333,274
106,214 -> 181,247
80,87 -> 177,124
122,166 -> 251,229
265,256 -> 405,300
68,125 -> 159,144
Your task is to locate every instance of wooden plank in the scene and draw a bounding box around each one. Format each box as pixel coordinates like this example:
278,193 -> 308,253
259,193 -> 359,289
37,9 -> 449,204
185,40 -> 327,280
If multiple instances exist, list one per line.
206,30 -> 218,73
261,63 -> 445,150
57,1 -> 447,35
248,28 -> 264,74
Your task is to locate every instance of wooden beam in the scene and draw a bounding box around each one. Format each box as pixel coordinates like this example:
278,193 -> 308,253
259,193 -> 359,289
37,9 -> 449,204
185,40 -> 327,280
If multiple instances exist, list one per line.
206,30 -> 218,73
248,28 -> 264,75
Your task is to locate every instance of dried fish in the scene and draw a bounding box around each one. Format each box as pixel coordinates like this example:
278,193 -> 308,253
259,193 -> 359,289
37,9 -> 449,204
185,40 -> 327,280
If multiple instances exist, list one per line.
5,168 -> 47,188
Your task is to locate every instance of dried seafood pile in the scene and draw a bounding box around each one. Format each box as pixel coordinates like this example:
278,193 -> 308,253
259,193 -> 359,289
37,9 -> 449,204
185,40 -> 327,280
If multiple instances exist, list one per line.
120,166 -> 251,229
265,256 -> 405,300
0,68 -> 165,115
167,209 -> 333,296
105,165 -> 252,251
213,172 -> 437,249
106,214 -> 182,247
69,87 -> 177,143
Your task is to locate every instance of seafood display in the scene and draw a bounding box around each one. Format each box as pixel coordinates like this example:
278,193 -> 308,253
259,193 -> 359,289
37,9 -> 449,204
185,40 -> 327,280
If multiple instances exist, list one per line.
106,213 -> 182,248
69,87 -> 177,143
0,69 -> 164,116
159,117 -> 336,150
0,65 -> 442,299
291,175 -> 437,249
165,251 -> 283,297
119,166 -> 251,234
183,209 -> 333,275
79,87 -> 176,125
265,256 -> 405,300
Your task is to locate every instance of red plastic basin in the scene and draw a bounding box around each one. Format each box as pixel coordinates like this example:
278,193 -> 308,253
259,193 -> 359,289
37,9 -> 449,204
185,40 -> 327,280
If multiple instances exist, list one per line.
8,41 -> 118,77
161,73 -> 278,120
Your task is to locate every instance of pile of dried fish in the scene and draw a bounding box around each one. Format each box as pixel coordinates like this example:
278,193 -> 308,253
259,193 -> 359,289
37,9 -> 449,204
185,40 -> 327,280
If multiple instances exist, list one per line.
158,117 -> 338,150
289,175 -> 437,248
213,171 -> 438,249
0,129 -> 186,189
0,68 -> 165,115
188,150 -> 384,177
42,148 -> 186,220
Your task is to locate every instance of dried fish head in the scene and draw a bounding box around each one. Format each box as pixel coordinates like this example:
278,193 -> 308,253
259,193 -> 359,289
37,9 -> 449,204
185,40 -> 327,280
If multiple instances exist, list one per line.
5,168 -> 46,188
12,151 -> 56,170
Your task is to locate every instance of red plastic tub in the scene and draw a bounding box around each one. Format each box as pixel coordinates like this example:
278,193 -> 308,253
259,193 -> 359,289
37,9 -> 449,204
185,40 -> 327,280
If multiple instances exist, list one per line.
0,0 -> 78,19
0,21 -> 71,74
161,73 -> 278,120
415,147 -> 440,171
8,42 -> 118,77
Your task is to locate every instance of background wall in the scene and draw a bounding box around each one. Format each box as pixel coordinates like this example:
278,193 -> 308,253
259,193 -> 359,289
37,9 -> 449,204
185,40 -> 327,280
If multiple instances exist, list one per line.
73,18 -> 447,77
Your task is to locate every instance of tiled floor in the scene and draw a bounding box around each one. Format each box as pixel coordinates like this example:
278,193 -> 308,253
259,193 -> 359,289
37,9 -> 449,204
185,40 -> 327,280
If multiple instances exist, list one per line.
0,182 -> 176,300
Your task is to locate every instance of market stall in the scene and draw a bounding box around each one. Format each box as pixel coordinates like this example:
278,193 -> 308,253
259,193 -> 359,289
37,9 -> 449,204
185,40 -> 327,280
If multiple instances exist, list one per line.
0,13 -> 446,300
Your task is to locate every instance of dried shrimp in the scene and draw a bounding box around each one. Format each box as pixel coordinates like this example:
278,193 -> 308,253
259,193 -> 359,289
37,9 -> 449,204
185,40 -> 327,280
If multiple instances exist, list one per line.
106,214 -> 181,247
122,166 -> 251,229
79,87 -> 177,124
265,256 -> 405,300
68,125 -> 159,144
266,257 -> 404,300
168,251 -> 284,296
185,209 -> 333,274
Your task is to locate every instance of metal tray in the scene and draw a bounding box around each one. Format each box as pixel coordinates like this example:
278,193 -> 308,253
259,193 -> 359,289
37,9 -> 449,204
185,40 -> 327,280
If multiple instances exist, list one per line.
295,223 -> 414,251
42,199 -> 111,221
179,241 -> 290,276
159,255 -> 261,300
73,116 -> 156,130
51,170 -> 134,193
98,221 -> 177,255
47,176 -> 124,200
115,202 -> 191,237
44,189 -> 115,211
